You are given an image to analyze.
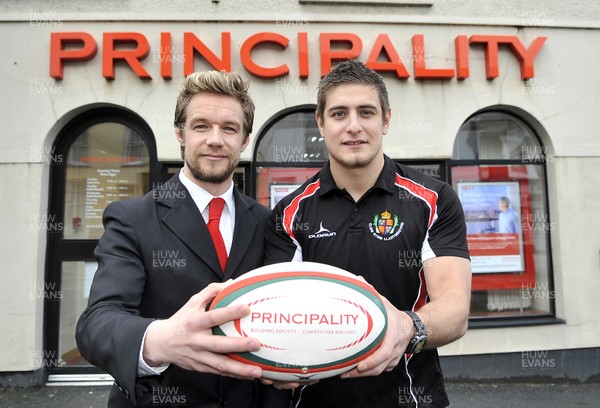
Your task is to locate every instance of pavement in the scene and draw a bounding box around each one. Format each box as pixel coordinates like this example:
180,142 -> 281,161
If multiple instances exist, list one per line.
1,382 -> 600,407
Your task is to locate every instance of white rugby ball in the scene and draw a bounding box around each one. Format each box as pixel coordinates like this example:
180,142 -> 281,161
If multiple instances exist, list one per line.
209,262 -> 388,382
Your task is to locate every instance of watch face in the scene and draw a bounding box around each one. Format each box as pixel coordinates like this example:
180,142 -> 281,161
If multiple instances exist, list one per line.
412,337 -> 427,354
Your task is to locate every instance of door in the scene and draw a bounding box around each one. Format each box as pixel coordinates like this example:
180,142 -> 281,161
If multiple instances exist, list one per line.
44,106 -> 157,380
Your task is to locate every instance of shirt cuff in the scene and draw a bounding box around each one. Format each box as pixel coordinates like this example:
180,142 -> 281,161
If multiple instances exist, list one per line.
137,322 -> 170,377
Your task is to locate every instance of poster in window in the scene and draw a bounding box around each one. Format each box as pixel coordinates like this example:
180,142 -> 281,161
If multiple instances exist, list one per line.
270,184 -> 300,209
457,181 -> 524,274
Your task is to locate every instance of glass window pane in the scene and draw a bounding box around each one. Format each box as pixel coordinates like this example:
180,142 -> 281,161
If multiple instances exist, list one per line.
256,166 -> 320,208
233,167 -> 246,195
63,122 -> 150,239
453,112 -> 540,160
256,111 -> 327,163
58,261 -> 98,367
452,164 -> 552,318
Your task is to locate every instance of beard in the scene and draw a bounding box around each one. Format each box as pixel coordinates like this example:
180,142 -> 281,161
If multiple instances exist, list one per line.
328,148 -> 379,169
184,148 -> 238,184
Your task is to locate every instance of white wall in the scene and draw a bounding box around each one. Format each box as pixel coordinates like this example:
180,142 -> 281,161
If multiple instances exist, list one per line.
0,164 -> 46,370
1,0 -> 599,371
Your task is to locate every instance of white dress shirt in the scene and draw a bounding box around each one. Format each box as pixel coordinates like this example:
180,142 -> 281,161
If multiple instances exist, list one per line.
178,169 -> 235,254
137,170 -> 236,376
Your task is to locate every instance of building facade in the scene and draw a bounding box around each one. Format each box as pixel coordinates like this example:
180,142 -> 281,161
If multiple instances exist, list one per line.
1,0 -> 599,385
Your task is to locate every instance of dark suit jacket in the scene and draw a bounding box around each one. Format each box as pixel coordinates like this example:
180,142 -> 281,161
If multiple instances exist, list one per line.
76,174 -> 288,408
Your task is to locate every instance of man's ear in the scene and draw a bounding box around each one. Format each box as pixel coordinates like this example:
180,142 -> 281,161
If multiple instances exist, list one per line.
316,112 -> 325,135
383,108 -> 392,135
241,135 -> 250,152
175,126 -> 184,145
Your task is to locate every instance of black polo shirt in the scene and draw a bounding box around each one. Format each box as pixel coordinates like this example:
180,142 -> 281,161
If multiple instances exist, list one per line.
264,155 -> 470,408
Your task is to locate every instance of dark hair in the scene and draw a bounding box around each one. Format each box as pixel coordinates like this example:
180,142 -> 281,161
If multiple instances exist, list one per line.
316,59 -> 390,121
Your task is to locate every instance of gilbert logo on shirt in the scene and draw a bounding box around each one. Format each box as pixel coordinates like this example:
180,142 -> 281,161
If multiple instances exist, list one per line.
308,222 -> 337,239
369,210 -> 404,241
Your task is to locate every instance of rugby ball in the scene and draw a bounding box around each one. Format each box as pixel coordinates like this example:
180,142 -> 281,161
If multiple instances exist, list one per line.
209,262 -> 388,382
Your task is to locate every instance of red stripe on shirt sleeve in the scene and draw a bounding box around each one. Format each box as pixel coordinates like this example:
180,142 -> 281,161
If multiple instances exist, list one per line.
282,180 -> 320,241
413,268 -> 429,311
395,174 -> 439,229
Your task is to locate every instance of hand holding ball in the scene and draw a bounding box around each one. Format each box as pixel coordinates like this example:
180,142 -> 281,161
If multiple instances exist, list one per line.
208,262 -> 388,382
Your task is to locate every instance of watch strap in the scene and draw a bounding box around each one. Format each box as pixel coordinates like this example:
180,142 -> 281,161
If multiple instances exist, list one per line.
405,310 -> 426,335
404,310 -> 427,354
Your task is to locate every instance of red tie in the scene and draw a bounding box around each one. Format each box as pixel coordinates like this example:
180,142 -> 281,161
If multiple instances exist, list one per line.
207,198 -> 228,272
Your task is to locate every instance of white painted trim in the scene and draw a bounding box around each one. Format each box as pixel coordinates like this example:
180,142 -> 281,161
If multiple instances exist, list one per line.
2,14 -> 599,29
47,373 -> 114,385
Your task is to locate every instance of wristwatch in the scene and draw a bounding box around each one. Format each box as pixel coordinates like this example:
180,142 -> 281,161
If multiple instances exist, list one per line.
404,311 -> 428,354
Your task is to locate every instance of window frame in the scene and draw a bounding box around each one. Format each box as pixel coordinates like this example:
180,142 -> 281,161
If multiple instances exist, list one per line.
448,108 -> 562,328
252,105 -> 325,205
44,105 -> 158,377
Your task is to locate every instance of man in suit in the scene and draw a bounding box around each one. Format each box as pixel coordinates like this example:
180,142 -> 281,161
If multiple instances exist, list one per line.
76,71 -> 288,407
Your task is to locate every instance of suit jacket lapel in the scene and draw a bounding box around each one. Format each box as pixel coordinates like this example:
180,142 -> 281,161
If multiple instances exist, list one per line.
223,189 -> 259,279
156,175 -> 223,279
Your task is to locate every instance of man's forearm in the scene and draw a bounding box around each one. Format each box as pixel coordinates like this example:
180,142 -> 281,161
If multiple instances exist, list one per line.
415,289 -> 470,348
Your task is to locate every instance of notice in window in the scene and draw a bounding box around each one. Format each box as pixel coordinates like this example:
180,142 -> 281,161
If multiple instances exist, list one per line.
457,181 -> 524,274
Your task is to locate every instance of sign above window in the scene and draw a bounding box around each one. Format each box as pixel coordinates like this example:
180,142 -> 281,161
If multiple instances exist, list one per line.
49,31 -> 546,81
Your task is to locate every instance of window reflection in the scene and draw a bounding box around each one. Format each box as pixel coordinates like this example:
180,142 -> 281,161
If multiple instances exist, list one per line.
256,110 -> 327,163
59,261 -> 97,367
64,122 -> 150,239
452,111 -> 553,319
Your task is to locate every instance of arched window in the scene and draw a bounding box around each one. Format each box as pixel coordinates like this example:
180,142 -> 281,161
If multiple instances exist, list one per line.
45,105 -> 157,379
451,110 -> 556,323
253,106 -> 326,208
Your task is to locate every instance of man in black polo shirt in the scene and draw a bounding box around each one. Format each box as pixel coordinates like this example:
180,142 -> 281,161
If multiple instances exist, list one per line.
263,59 -> 472,407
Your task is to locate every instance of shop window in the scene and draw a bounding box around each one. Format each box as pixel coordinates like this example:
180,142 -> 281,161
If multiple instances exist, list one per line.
46,106 -> 157,378
451,111 -> 555,322
254,106 -> 326,208
64,122 -> 150,239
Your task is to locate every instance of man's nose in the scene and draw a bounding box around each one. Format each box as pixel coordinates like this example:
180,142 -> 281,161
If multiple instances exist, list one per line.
346,112 -> 362,133
206,126 -> 225,145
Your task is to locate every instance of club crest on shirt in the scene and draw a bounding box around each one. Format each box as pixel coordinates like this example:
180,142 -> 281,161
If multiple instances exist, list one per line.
369,210 -> 404,241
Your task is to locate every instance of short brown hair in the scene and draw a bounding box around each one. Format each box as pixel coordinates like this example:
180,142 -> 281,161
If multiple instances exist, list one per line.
316,59 -> 390,121
174,70 -> 255,136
